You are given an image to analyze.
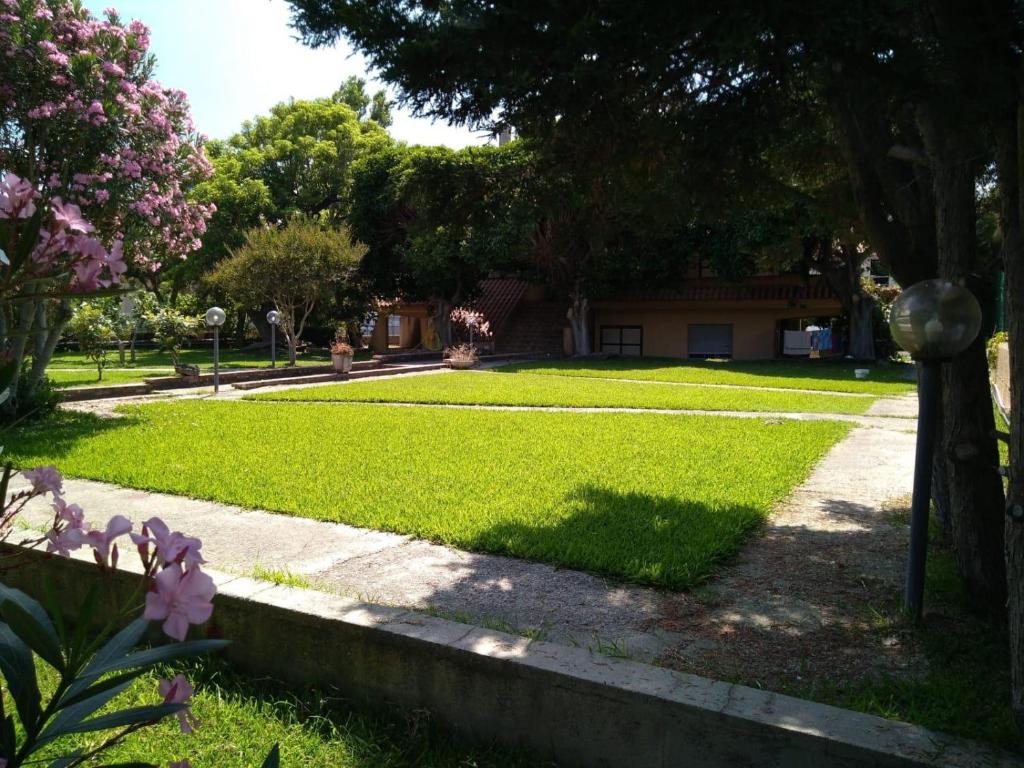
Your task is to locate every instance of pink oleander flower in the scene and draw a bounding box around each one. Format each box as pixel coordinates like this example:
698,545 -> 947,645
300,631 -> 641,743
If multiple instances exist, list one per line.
0,171 -> 37,219
22,466 -> 63,496
131,517 -> 205,567
144,564 -> 215,641
159,673 -> 199,733
81,514 -> 132,567
50,197 -> 93,233
53,496 -> 84,527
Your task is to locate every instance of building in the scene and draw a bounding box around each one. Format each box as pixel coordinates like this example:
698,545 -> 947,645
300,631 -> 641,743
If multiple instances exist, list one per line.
374,273 -> 843,361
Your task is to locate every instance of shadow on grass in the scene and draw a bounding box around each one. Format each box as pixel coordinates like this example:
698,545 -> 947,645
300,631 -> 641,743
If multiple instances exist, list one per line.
469,484 -> 764,590
494,356 -> 917,386
3,409 -> 139,462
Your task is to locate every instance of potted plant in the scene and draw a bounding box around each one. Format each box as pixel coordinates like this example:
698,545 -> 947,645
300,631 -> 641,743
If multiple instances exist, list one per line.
331,339 -> 354,373
447,343 -> 478,369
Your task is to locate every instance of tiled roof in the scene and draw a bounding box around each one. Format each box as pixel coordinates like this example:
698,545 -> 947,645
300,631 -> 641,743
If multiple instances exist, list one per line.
605,276 -> 838,303
468,278 -> 530,336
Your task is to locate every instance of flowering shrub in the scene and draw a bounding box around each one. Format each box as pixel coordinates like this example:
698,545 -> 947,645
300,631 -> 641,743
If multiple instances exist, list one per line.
449,307 -> 491,343
0,458 -> 279,767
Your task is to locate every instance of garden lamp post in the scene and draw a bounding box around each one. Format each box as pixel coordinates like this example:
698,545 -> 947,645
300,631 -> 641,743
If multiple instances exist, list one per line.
888,279 -> 982,619
467,316 -> 478,349
205,306 -> 226,394
266,310 -> 281,368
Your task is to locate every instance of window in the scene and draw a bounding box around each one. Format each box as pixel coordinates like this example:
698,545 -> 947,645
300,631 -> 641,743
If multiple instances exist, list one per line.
600,325 -> 642,356
688,324 -> 733,359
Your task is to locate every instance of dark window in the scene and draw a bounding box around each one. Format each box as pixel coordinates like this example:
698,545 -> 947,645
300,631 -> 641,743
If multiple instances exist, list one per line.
600,325 -> 643,356
688,324 -> 733,359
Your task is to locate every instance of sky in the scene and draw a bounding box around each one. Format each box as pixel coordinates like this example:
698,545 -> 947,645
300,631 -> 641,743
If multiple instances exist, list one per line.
81,0 -> 489,148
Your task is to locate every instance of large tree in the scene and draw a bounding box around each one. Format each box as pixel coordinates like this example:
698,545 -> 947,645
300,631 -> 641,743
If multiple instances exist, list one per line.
288,0 -> 1023,714
0,0 -> 212,411
210,216 -> 365,365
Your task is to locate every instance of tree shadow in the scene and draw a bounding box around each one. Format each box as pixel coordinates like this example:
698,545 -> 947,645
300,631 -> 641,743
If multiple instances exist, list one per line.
4,408 -> 140,462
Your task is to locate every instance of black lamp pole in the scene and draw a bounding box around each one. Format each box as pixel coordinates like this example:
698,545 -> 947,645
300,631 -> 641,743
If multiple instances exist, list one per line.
904,359 -> 941,618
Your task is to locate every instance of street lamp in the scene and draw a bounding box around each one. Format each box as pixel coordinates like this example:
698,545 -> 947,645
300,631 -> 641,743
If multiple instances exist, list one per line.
888,279 -> 982,618
266,310 -> 281,368
205,306 -> 226,393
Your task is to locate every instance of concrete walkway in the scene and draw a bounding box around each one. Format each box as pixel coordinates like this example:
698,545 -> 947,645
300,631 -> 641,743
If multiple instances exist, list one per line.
15,392 -> 919,664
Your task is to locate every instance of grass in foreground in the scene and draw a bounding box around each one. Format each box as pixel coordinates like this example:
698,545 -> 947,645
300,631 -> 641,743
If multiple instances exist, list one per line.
501,357 -> 917,396
8,402 -> 850,588
802,515 -> 1020,753
252,371 -> 876,415
34,659 -> 545,767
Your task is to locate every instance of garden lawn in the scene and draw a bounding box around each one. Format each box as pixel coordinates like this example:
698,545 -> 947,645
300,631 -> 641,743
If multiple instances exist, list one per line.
34,660 -> 544,768
500,357 -> 917,396
7,402 -> 850,588
46,347 -> 336,388
251,370 -> 876,415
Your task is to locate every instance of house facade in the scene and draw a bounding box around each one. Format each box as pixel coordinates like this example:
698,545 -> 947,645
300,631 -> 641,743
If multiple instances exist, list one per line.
373,274 -> 843,361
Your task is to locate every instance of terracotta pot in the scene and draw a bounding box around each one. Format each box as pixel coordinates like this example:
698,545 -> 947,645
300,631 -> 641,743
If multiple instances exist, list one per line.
331,352 -> 353,373
448,358 -> 476,370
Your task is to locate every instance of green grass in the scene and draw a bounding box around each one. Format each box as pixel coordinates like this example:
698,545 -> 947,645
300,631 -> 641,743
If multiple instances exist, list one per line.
46,347 -> 339,388
501,357 -> 917,396
803,514 -> 1021,753
7,402 -> 850,588
252,564 -> 315,589
251,371 -> 876,415
33,659 -> 545,767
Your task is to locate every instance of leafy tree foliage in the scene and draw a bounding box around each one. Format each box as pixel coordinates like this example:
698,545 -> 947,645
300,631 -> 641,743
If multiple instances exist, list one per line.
210,216 -> 365,364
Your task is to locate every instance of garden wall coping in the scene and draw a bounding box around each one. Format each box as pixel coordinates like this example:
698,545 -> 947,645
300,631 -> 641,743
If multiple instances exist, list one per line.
0,543 -> 1015,768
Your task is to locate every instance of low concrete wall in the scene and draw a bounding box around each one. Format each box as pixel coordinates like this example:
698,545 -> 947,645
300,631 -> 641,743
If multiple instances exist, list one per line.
60,382 -> 152,402
0,545 -> 1012,768
995,341 -> 1012,414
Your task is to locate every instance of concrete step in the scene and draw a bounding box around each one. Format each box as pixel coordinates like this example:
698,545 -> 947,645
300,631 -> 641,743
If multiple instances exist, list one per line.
60,382 -> 153,402
232,362 -> 447,391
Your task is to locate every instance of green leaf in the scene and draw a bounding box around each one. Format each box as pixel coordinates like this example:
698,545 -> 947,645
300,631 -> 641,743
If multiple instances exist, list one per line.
66,617 -> 147,701
55,702 -> 185,737
0,593 -> 64,672
89,639 -> 230,678
0,621 -> 42,730
48,748 -> 84,767
262,743 -> 281,768
58,669 -> 146,711
10,205 -> 43,271
34,679 -> 136,751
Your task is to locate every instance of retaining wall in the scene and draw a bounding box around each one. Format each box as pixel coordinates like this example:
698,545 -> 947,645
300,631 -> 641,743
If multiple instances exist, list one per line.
0,544 -> 1013,768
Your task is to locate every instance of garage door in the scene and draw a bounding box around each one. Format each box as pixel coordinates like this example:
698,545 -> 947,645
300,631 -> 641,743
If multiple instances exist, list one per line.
688,324 -> 733,358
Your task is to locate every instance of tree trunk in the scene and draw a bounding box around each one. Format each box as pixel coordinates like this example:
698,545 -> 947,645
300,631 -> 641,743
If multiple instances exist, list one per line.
848,293 -> 876,360
117,341 -> 126,366
995,100 -> 1024,721
921,106 -> 1007,610
433,298 -> 453,348
567,286 -> 590,356
28,300 -> 71,398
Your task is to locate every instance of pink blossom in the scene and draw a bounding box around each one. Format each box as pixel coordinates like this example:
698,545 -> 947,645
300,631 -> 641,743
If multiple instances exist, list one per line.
130,517 -> 205,567
80,514 -> 132,567
0,172 -> 37,219
53,496 -> 84,527
158,674 -> 199,733
22,466 -> 62,496
144,564 -> 215,641
50,198 -> 93,233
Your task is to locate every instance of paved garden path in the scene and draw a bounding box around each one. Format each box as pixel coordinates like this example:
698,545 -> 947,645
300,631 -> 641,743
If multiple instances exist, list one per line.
18,391 -> 918,666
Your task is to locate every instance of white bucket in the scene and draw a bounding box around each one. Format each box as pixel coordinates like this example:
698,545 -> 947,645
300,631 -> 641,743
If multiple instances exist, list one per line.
854,369 -> 869,380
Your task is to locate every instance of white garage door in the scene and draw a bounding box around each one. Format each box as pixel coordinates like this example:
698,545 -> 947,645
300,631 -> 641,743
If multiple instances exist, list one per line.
688,324 -> 733,358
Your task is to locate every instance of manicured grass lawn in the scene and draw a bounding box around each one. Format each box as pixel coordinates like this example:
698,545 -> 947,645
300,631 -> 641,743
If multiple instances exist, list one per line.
36,660 -> 544,767
251,371 -> 876,415
501,357 -> 917,396
46,347 -> 338,388
8,402 -> 850,588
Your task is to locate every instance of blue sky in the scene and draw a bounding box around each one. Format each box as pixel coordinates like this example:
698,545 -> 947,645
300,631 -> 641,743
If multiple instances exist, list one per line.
81,0 -> 486,147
